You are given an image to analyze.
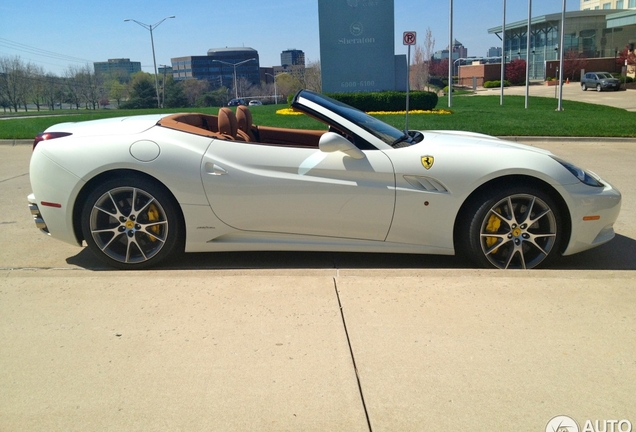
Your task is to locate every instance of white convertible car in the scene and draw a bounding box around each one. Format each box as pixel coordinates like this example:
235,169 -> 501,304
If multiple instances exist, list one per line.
28,90 -> 621,270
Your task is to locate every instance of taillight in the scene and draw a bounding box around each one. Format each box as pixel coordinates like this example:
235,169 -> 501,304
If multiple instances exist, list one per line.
33,132 -> 72,150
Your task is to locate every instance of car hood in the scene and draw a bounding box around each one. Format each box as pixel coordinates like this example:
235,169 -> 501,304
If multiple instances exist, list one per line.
44,114 -> 169,137
420,130 -> 553,155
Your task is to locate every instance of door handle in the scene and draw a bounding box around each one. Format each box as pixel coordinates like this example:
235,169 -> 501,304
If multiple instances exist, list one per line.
204,162 -> 228,176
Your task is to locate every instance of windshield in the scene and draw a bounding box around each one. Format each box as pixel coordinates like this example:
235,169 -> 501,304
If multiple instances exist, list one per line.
293,90 -> 409,147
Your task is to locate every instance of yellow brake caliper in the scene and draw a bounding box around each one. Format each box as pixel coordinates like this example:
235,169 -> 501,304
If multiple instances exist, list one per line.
485,208 -> 502,251
147,204 -> 160,241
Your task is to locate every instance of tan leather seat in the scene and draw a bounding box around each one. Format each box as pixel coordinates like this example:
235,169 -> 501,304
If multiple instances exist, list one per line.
236,105 -> 257,142
218,108 -> 238,139
218,107 -> 250,141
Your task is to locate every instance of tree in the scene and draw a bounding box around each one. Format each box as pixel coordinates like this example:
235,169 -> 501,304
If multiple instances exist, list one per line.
121,72 -> 157,109
42,73 -> 63,110
163,76 -> 188,108
303,60 -> 322,93
107,80 -> 128,108
0,56 -> 30,112
276,73 -> 303,101
197,87 -> 229,107
182,78 -> 209,107
505,59 -> 526,85
429,58 -> 448,79
563,50 -> 588,81
73,65 -> 101,110
617,45 -> 636,76
235,77 -> 256,100
28,65 -> 47,111
65,66 -> 83,109
412,28 -> 435,91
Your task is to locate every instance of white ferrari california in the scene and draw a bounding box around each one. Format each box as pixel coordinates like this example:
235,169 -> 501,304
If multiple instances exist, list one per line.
28,89 -> 621,270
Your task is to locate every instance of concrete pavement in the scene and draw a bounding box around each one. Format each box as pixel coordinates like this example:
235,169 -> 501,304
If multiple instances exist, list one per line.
1,134 -> 635,429
474,80 -> 636,111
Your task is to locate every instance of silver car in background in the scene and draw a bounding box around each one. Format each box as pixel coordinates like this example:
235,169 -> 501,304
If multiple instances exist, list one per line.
581,72 -> 621,92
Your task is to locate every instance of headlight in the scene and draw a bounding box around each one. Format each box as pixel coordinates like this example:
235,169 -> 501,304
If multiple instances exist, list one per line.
552,157 -> 604,187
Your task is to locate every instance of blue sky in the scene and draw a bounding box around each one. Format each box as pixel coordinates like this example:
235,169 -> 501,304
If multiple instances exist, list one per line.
1,0 -> 577,76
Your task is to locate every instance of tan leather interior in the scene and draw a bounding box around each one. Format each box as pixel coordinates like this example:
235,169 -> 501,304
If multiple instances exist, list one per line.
157,113 -> 225,139
236,105 -> 257,142
157,107 -> 325,148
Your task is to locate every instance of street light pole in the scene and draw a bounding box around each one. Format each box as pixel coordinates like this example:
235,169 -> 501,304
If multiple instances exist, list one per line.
124,16 -> 175,108
265,73 -> 279,104
213,58 -> 257,100
265,72 -> 291,105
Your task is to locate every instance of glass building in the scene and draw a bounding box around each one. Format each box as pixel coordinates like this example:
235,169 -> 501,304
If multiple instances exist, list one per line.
93,58 -> 141,79
280,49 -> 305,67
488,10 -> 636,79
171,47 -> 260,88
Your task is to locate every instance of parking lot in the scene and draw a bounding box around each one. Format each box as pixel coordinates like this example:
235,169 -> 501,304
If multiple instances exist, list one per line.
1,136 -> 635,430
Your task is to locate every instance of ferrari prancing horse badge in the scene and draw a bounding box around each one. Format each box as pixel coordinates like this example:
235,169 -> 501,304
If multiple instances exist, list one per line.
421,156 -> 434,170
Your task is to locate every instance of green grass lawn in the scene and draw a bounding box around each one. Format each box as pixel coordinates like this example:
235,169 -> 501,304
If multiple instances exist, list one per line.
2,94 -> 635,139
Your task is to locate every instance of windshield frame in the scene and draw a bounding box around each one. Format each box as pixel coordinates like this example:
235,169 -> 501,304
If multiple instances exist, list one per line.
292,90 -> 408,148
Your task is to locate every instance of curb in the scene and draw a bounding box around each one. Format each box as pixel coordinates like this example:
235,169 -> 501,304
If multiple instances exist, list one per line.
502,136 -> 636,144
0,139 -> 32,146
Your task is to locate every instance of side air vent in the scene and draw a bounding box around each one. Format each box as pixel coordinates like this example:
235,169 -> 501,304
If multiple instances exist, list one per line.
403,175 -> 449,193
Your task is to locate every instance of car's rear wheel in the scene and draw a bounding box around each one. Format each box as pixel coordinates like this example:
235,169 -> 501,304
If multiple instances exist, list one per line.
581,83 -> 587,91
459,186 -> 563,270
81,175 -> 183,269
596,84 -> 602,92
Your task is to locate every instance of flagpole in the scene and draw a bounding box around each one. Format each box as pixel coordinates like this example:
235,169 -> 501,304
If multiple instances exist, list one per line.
557,0 -> 566,111
500,0 -> 506,105
448,0 -> 453,108
525,0 -> 532,109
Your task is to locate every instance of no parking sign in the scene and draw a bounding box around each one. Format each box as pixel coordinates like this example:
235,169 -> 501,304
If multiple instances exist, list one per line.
403,31 -> 416,45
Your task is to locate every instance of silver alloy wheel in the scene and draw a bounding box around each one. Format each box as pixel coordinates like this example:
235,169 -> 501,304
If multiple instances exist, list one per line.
479,194 -> 557,270
596,84 -> 602,92
89,186 -> 168,264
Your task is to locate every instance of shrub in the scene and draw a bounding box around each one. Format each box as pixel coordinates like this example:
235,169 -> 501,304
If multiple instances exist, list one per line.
429,77 -> 446,89
483,80 -> 511,88
326,91 -> 438,111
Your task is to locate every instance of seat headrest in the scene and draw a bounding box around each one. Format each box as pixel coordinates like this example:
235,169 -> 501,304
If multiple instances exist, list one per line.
218,107 -> 238,138
236,105 -> 253,133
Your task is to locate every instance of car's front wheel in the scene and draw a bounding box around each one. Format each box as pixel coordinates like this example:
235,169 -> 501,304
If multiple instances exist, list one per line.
581,83 -> 587,91
80,175 -> 183,269
596,84 -> 602,92
459,186 -> 563,270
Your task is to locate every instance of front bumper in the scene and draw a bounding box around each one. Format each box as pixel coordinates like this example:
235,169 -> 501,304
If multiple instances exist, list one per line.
601,82 -> 620,90
562,180 -> 622,256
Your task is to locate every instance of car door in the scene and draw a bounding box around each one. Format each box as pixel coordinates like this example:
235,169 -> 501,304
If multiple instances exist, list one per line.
591,73 -> 600,86
200,140 -> 396,241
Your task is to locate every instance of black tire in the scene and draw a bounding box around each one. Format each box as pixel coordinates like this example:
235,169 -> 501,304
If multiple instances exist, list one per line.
581,83 -> 587,91
596,84 -> 602,92
80,175 -> 184,269
458,185 -> 563,270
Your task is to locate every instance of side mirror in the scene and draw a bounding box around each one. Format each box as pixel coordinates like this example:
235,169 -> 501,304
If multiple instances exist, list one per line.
319,132 -> 365,159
